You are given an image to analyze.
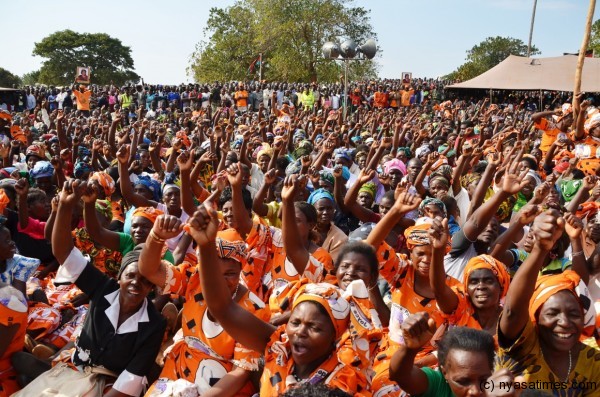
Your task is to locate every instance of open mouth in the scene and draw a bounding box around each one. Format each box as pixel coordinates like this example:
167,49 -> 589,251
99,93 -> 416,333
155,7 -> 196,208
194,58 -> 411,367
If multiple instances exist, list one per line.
291,342 -> 309,356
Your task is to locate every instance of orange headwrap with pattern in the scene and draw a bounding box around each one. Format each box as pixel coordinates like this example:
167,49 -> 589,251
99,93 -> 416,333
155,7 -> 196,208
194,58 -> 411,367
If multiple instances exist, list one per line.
463,255 -> 510,299
89,171 -> 116,197
132,206 -> 164,223
404,218 -> 433,249
287,279 -> 350,340
216,229 -> 248,264
0,189 -> 10,215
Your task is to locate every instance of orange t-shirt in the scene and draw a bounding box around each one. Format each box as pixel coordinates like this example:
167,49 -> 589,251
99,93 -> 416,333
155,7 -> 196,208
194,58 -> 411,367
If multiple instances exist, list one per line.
373,91 -> 388,108
535,117 -> 564,155
235,90 -> 249,108
73,90 -> 92,111
400,89 -> 414,107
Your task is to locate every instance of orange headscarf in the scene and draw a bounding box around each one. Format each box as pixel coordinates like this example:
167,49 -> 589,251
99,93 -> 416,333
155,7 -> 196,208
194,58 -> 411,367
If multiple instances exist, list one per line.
89,171 -> 115,197
404,218 -> 433,249
463,255 -> 510,299
132,206 -> 164,223
176,130 -> 191,148
0,189 -> 10,214
529,270 -> 597,337
288,280 -> 350,340
215,229 -> 248,264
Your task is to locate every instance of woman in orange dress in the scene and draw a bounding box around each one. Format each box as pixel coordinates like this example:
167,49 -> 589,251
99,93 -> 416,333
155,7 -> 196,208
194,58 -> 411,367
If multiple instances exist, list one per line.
184,177 -> 370,396
139,217 -> 270,397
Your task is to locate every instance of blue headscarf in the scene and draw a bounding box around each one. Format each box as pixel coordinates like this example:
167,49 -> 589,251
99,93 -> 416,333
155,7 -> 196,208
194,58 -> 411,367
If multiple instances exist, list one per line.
30,161 -> 54,180
74,161 -> 93,179
77,145 -> 91,159
136,175 -> 162,202
307,188 -> 334,205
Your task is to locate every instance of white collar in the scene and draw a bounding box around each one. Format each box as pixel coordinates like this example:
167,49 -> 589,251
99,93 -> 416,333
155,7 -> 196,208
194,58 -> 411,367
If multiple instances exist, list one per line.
104,290 -> 149,334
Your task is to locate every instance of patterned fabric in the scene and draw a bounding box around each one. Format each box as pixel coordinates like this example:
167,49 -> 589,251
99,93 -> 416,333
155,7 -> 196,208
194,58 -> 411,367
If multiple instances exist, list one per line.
418,198 -> 447,218
463,255 -> 510,299
0,254 -> 41,284
150,260 -> 270,395
132,206 -> 164,224
216,229 -> 248,264
404,218 -> 434,249
89,171 -> 116,198
136,175 -> 162,202
359,182 -> 377,199
0,286 -> 27,397
574,135 -> 600,176
260,325 -> 371,397
73,227 -> 122,278
30,160 -> 53,179
263,227 -> 333,297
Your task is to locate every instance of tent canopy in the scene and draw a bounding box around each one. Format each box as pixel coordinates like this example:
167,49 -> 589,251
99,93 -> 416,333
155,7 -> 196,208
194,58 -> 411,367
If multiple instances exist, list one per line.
448,55 -> 600,92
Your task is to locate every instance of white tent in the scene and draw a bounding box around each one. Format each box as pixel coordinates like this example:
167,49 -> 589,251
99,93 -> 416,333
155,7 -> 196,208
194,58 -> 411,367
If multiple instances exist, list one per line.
448,55 -> 600,92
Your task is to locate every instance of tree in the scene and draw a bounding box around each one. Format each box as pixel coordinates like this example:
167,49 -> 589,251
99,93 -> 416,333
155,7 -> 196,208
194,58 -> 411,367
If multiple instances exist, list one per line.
0,68 -> 22,88
33,30 -> 139,86
21,70 -> 41,86
590,19 -> 600,56
446,36 -> 540,81
189,0 -> 379,83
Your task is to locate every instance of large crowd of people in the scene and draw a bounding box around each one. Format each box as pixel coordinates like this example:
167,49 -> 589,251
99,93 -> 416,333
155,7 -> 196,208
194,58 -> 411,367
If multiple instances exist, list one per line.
0,76 -> 599,397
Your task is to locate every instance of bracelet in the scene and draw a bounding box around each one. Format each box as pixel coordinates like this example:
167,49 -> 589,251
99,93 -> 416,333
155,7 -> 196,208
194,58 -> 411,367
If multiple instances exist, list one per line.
572,250 -> 584,258
149,230 -> 166,244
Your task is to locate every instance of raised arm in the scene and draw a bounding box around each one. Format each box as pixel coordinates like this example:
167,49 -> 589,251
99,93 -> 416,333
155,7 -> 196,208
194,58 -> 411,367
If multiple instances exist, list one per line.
343,168 -> 379,222
177,150 -> 196,217
428,217 -> 459,314
82,185 -> 121,251
389,312 -> 437,396
366,190 -> 421,248
52,180 -> 83,264
117,144 -> 156,208
499,210 -> 563,343
281,174 -> 311,274
252,169 -> 276,217
14,179 -> 30,230
225,163 -> 253,238
188,205 -> 276,353
138,215 -> 183,287
490,204 -> 540,267
563,213 -> 589,284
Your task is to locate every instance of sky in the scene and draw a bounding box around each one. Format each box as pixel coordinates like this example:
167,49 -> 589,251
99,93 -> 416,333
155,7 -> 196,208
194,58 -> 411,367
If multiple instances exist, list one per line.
3,0 -> 598,84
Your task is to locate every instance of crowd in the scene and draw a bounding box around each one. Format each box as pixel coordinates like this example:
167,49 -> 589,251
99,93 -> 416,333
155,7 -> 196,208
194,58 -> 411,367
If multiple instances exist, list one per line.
0,76 -> 599,397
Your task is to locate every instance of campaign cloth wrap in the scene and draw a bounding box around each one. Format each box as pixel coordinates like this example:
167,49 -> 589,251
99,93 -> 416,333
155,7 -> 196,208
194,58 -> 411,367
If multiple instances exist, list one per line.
463,254 -> 510,299
132,206 -> 164,223
89,171 -> 116,197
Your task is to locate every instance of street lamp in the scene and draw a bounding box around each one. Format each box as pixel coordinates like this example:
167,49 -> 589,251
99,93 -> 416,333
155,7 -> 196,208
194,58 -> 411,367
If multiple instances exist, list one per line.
322,38 -> 377,119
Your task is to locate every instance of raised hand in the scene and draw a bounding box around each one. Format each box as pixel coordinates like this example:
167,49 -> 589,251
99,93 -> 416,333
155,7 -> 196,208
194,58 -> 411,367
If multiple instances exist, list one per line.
153,215 -> 183,241
60,179 -> 85,206
116,144 -> 130,165
401,312 -> 437,350
358,168 -> 376,184
80,182 -> 98,204
426,151 -> 439,165
176,150 -> 193,172
531,209 -> 564,251
264,169 -> 277,185
583,175 -> 599,190
226,163 -> 243,187
428,217 -> 449,250
199,151 -> 217,164
486,152 -> 501,167
517,204 -> 541,226
281,174 -> 304,202
14,178 -> 29,197
300,155 -> 312,168
185,203 -> 219,247
501,153 -> 529,195
393,191 -> 421,214
563,213 -> 583,240
333,164 -> 344,179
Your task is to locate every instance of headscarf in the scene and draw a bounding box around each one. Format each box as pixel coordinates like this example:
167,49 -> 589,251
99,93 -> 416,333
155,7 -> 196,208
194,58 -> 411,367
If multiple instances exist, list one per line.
307,188 -> 334,205
136,175 -> 162,202
461,173 -> 481,189
0,189 -> 10,214
334,148 -> 352,163
256,145 -> 273,160
132,206 -> 164,224
431,165 -> 453,182
95,199 -> 113,222
430,156 -> 449,172
418,198 -> 447,218
30,160 -> 53,180
404,217 -> 434,249
175,130 -> 191,148
529,270 -> 596,337
415,145 -> 431,158
383,158 -> 406,175
0,111 -> 11,122
77,145 -> 91,159
348,223 -> 376,242
291,281 -> 350,340
584,112 -> 600,132
429,175 -> 450,190
397,147 -> 412,158
12,130 -> 27,144
359,182 -> 377,199
89,171 -> 115,198
463,255 -> 510,299
118,244 -> 143,279
74,161 -> 93,179
285,159 -> 302,176
162,183 -> 180,197
558,179 -> 582,203
216,229 -> 248,265
25,145 -> 44,160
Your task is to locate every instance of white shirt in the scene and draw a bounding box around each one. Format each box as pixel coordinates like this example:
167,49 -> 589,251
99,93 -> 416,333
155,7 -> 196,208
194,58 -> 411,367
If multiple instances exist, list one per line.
26,94 -> 36,110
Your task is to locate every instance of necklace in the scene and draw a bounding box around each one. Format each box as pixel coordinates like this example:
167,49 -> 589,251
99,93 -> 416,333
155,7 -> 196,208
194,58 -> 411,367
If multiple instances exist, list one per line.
540,346 -> 572,383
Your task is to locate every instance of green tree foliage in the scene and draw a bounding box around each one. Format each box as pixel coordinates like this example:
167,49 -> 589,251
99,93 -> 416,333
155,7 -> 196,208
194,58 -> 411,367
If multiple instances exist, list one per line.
590,19 -> 600,56
33,30 -> 139,86
189,0 -> 379,83
21,70 -> 41,86
0,68 -> 22,88
446,36 -> 539,81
